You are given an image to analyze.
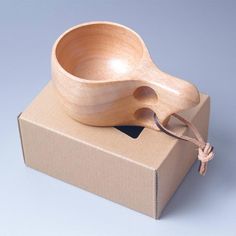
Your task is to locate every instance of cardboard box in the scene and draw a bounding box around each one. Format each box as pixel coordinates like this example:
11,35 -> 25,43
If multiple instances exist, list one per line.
18,81 -> 210,218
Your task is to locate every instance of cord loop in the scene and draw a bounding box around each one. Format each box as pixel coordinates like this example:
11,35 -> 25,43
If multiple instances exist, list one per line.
153,113 -> 214,176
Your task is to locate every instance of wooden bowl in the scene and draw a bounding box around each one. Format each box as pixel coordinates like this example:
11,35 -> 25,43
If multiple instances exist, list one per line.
52,21 -> 200,130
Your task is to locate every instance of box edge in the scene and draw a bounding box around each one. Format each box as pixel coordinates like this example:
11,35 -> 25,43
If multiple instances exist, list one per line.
156,95 -> 210,218
17,113 -> 27,165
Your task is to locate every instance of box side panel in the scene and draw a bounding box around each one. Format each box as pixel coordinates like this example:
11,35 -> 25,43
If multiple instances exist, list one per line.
19,118 -> 156,218
157,97 -> 210,218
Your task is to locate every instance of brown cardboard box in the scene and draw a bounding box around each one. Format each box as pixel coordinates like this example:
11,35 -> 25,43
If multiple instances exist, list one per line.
18,81 -> 210,219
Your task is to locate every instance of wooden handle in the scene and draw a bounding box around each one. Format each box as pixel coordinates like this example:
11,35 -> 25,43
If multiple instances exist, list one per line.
131,63 -> 200,129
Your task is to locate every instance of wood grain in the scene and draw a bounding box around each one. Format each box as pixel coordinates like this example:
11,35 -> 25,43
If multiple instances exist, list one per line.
52,21 -> 200,130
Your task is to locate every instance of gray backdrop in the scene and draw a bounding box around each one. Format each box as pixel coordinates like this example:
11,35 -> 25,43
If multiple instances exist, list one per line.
0,0 -> 235,235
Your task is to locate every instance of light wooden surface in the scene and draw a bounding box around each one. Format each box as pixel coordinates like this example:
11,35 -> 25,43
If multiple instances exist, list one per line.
52,21 -> 200,130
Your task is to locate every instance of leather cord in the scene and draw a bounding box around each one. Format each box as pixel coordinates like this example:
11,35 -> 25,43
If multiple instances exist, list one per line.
153,113 -> 214,176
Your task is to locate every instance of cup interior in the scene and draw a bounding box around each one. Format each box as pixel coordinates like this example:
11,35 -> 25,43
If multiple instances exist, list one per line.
55,23 -> 144,81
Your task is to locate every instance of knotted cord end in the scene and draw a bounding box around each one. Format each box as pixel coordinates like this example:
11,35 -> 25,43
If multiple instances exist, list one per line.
198,143 -> 214,176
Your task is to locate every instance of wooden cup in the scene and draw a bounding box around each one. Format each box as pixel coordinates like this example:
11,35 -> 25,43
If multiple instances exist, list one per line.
52,21 -> 200,130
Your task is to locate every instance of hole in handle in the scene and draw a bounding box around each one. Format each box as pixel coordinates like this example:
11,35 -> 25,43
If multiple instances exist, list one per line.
133,86 -> 158,104
134,108 -> 155,124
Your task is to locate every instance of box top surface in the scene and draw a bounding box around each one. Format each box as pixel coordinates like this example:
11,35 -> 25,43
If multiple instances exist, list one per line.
20,81 -> 209,170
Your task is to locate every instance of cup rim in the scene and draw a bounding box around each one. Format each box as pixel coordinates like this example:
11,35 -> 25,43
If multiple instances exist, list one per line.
52,21 -> 147,84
